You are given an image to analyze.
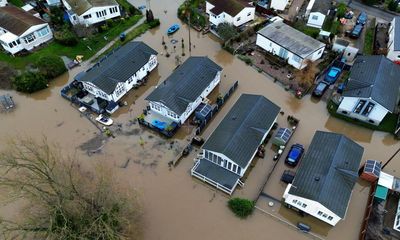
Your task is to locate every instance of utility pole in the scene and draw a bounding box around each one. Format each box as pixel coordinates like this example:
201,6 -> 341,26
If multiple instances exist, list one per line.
186,1 -> 192,54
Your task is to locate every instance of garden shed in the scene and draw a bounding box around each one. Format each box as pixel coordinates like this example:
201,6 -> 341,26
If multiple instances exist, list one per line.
273,127 -> 292,146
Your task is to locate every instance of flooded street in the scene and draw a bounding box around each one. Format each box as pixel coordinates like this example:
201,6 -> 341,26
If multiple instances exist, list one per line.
1,0 -> 400,239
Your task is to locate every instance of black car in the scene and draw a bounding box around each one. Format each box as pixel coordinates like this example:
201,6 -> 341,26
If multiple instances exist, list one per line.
350,24 -> 363,39
312,82 -> 329,97
285,144 -> 305,167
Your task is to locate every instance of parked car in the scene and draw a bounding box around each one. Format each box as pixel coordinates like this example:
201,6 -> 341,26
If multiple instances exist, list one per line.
312,81 -> 329,97
356,12 -> 368,25
324,66 -> 342,85
285,144 -> 305,167
350,24 -> 364,39
344,11 -> 354,19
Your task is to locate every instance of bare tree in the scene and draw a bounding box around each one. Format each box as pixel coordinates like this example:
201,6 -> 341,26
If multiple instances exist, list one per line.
0,138 -> 142,240
294,60 -> 320,89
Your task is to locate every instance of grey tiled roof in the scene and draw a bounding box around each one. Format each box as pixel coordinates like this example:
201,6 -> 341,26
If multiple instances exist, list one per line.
393,17 -> 400,51
77,41 -> 157,95
203,94 -> 280,168
257,19 -> 325,58
193,158 -> 240,191
343,55 -> 400,112
64,0 -> 118,15
289,131 -> 364,218
145,56 -> 222,115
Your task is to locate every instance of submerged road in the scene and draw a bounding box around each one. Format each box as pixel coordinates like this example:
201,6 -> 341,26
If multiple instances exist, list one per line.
338,0 -> 399,22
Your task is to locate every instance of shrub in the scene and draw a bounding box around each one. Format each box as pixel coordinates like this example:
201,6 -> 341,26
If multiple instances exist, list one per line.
49,6 -> 64,28
0,61 -> 17,89
336,3 -> 347,19
54,27 -> 78,46
13,72 -> 47,93
147,18 -> 160,29
238,55 -> 253,65
228,198 -> 255,218
217,22 -> 239,42
129,5 -> 141,15
388,0 -> 398,11
35,55 -> 67,79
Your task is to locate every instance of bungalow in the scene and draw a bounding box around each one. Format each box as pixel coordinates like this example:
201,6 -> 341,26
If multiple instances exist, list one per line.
191,94 -> 281,195
145,56 -> 222,125
387,16 -> 400,63
0,0 -> 7,7
206,0 -> 255,28
62,0 -> 120,26
256,17 -> 326,69
0,6 -> 53,55
75,41 -> 157,113
283,131 -> 364,226
305,0 -> 333,29
337,55 -> 400,126
269,0 -> 289,11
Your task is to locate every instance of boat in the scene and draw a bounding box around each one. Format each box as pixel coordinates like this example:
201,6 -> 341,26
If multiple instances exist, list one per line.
167,24 -> 180,35
96,114 -> 113,126
78,106 -> 87,113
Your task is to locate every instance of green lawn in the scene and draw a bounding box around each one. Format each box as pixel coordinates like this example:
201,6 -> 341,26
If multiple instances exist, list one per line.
8,0 -> 24,7
327,100 -> 398,133
363,22 -> 375,55
0,15 -> 143,70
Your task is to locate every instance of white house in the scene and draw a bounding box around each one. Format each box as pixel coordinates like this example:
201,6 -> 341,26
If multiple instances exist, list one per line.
191,94 -> 280,195
145,56 -> 222,125
337,55 -> 400,126
0,6 -> 53,55
305,0 -> 333,29
269,0 -> 289,11
387,16 -> 400,63
62,0 -> 120,26
256,17 -> 326,69
0,0 -> 7,7
283,131 -> 364,226
75,41 -> 157,112
206,0 -> 255,28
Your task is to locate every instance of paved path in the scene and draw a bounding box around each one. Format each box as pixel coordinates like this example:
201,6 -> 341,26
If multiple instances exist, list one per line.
86,17 -> 146,64
338,0 -> 399,22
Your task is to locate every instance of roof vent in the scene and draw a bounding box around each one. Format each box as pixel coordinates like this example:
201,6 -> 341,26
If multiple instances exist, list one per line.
232,116 -> 237,120
314,177 -> 320,181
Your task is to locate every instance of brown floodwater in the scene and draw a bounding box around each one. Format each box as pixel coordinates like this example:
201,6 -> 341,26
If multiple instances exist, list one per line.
1,0 -> 399,239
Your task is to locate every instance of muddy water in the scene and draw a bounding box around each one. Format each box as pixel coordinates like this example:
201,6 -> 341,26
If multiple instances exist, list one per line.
1,0 -> 400,239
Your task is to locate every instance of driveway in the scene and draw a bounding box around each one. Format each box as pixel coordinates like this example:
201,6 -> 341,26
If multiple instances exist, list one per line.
338,0 -> 399,22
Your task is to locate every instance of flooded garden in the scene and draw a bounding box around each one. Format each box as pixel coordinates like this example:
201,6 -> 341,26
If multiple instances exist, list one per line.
0,0 -> 399,239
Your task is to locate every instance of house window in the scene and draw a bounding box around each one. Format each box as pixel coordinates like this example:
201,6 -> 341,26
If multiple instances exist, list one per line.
322,213 -> 328,218
228,162 -> 232,170
204,151 -> 209,159
217,156 -> 222,165
312,15 -> 318,20
328,216 -> 333,221
292,55 -> 301,63
232,165 -> 237,172
237,17 -> 241,21
247,12 -> 251,16
96,12 -> 100,17
293,200 -> 297,204
83,14 -> 91,19
16,39 -> 20,44
213,154 -> 218,163
297,201 -> 302,206
398,55 -> 400,59
317,211 -> 323,216
236,166 -> 241,174
223,160 -> 227,168
302,203 -> 307,208
37,27 -> 49,37
23,33 -> 36,43
103,10 -> 107,16
354,100 -> 367,114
